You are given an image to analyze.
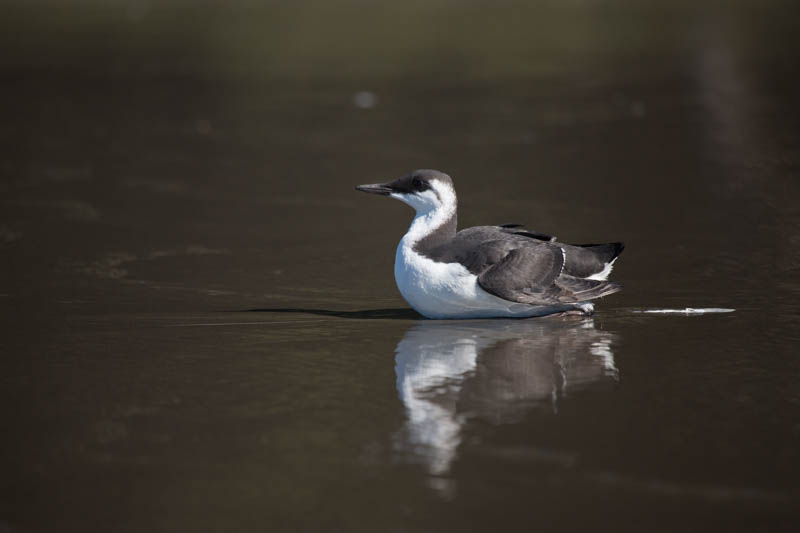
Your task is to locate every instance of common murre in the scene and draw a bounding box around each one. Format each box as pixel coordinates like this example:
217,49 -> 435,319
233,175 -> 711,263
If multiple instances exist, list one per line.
356,169 -> 624,319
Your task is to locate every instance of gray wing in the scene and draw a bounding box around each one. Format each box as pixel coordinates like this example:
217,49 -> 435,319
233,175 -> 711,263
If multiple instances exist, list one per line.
427,226 -> 623,305
499,225 -> 625,279
476,242 -> 621,305
436,226 -> 555,272
477,245 -> 564,304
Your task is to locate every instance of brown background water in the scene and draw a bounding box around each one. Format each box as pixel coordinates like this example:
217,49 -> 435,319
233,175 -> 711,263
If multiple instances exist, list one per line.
2,1 -> 800,531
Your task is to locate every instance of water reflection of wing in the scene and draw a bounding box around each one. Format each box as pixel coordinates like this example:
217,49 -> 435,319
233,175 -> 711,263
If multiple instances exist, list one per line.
394,318 -> 618,476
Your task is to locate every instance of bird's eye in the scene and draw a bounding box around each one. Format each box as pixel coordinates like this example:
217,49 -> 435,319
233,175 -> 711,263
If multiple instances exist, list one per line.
412,178 -> 423,189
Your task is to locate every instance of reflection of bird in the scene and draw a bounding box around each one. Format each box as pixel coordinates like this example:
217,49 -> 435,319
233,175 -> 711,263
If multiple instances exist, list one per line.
394,319 -> 618,475
356,169 -> 624,319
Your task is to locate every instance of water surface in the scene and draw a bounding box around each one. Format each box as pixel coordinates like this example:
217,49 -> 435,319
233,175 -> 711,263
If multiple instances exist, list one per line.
2,1 -> 800,531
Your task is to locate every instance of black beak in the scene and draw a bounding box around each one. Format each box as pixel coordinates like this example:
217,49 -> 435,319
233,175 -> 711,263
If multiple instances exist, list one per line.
355,183 -> 393,196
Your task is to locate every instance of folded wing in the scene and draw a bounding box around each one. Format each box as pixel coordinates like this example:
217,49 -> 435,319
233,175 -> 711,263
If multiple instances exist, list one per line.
477,242 -> 622,306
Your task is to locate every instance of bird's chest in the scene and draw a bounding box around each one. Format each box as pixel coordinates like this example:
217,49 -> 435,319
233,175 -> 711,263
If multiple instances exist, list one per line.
394,242 -> 478,316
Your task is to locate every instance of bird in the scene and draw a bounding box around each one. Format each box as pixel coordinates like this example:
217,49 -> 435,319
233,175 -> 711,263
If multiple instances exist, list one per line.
355,169 -> 624,319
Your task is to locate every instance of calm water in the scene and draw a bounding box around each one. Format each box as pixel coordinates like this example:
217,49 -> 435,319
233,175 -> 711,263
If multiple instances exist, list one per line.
2,1 -> 800,531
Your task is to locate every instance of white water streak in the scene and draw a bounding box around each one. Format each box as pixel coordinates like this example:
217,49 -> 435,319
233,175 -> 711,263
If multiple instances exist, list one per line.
633,308 -> 735,315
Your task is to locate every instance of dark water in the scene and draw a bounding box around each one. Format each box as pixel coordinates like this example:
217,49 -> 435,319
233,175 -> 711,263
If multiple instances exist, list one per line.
2,1 -> 800,531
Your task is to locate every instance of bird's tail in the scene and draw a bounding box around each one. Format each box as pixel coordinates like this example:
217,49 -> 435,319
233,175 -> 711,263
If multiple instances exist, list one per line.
555,275 -> 623,302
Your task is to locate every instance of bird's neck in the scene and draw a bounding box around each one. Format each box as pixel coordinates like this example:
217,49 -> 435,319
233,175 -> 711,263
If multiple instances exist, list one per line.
404,202 -> 458,252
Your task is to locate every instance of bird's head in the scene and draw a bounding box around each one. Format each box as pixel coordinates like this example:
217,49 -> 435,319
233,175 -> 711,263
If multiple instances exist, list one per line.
356,169 -> 455,215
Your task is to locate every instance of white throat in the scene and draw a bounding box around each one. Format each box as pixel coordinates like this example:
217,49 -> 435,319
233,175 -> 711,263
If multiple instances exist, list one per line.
391,181 -> 457,245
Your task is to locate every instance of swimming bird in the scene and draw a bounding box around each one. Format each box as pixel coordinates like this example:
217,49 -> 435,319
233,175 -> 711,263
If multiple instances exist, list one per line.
355,169 -> 624,319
